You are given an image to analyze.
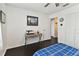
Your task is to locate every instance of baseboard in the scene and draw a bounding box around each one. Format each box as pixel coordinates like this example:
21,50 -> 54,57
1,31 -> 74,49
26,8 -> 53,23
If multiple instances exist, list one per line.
2,49 -> 6,56
6,44 -> 25,50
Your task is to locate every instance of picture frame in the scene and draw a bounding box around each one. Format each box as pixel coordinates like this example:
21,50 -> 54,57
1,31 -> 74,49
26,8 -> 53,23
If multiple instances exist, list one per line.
27,15 -> 38,26
0,10 -> 6,24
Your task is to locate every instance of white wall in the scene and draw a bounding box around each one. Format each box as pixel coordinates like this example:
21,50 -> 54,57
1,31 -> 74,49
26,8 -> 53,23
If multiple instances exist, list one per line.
0,3 -> 7,56
0,23 -> 2,49
0,4 -> 3,49
50,4 -> 79,48
6,5 -> 50,49
50,19 -> 54,37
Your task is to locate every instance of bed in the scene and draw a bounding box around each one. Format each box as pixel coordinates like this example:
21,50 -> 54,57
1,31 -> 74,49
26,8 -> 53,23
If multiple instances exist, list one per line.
33,43 -> 79,56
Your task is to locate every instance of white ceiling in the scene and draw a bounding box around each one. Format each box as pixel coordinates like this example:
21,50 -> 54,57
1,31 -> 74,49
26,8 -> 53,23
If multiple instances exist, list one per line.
6,3 -> 79,15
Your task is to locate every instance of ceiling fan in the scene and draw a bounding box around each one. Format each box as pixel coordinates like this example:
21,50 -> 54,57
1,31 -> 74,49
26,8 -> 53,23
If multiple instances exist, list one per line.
44,3 -> 69,7
44,3 -> 60,7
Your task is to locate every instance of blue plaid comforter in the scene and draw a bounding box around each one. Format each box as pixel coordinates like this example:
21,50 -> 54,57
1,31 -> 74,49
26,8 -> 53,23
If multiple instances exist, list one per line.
33,43 -> 79,56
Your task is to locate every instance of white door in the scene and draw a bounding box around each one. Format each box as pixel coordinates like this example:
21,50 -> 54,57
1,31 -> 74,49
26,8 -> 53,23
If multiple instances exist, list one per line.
64,13 -> 75,47
74,13 -> 79,49
58,16 -> 66,43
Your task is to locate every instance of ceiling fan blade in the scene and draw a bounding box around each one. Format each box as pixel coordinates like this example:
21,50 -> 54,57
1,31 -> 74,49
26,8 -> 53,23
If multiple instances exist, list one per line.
44,3 -> 50,7
63,3 -> 69,7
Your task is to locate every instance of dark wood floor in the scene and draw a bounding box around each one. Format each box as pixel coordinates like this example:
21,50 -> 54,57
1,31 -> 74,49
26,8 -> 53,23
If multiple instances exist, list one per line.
5,38 -> 57,56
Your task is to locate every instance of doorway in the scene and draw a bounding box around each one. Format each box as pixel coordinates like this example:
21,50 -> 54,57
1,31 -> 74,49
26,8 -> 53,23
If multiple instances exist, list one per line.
51,16 -> 58,39
54,17 -> 58,38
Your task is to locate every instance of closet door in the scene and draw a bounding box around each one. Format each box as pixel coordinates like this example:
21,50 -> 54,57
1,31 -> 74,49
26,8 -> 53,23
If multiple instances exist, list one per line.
65,14 -> 75,47
58,16 -> 66,43
59,13 -> 79,48
74,13 -> 79,49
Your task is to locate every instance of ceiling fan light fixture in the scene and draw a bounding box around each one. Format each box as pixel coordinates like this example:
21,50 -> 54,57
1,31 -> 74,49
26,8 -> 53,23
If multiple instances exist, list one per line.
55,3 -> 60,7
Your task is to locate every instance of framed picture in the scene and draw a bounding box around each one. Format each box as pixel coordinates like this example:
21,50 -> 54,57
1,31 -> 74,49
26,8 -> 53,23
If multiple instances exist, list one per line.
27,16 -> 38,26
0,10 -> 6,24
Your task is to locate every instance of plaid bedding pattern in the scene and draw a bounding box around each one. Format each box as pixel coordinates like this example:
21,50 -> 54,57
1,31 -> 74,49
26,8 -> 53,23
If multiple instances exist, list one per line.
33,43 -> 79,56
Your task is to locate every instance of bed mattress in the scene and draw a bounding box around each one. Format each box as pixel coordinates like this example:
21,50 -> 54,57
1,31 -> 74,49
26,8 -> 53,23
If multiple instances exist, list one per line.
33,43 -> 79,56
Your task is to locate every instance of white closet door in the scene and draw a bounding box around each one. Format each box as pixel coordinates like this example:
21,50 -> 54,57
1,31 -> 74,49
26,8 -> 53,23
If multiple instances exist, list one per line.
58,16 -> 66,43
58,12 -> 79,48
74,13 -> 79,49
65,14 -> 75,47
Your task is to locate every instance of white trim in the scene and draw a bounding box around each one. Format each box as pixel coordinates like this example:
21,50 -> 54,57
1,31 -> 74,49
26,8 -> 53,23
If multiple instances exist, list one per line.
2,49 -> 6,56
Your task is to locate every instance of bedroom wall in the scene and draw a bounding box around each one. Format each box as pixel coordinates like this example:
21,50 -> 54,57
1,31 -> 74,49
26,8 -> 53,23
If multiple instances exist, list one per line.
50,19 -> 54,37
0,4 -> 3,51
0,3 -> 7,55
49,4 -> 79,48
6,5 -> 50,49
